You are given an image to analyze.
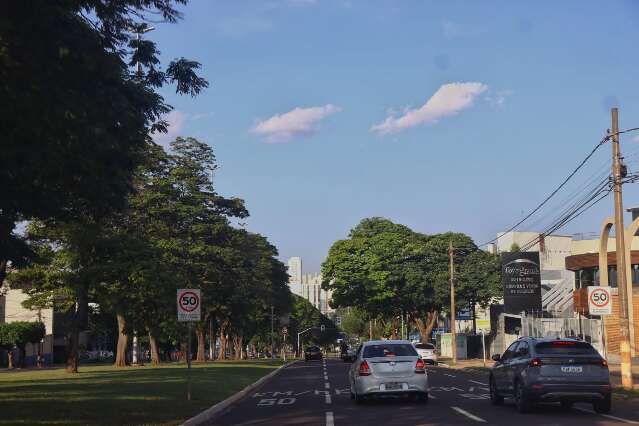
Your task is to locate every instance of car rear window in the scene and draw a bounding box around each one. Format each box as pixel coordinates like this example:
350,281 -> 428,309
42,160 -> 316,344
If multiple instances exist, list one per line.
535,341 -> 597,355
363,344 -> 418,358
415,343 -> 435,350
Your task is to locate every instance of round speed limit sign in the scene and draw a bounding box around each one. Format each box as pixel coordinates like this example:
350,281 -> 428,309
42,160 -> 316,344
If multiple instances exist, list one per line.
587,286 -> 612,315
177,288 -> 201,321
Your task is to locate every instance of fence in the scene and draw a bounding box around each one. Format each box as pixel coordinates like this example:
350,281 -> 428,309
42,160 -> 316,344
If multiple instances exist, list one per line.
521,315 -> 606,356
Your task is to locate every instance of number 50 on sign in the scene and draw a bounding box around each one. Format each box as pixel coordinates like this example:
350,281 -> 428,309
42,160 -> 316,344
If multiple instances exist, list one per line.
587,286 -> 612,315
177,289 -> 201,322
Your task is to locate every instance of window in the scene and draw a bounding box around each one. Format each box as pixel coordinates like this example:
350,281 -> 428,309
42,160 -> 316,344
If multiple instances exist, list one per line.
415,343 -> 435,350
363,344 -> 418,358
535,341 -> 597,355
501,342 -> 519,362
515,341 -> 530,358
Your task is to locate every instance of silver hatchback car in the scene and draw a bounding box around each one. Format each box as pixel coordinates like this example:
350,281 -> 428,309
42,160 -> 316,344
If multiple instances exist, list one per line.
349,340 -> 429,404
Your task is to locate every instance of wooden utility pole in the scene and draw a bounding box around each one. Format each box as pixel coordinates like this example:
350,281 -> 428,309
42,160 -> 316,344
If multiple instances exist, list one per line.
449,241 -> 457,365
611,107 -> 634,389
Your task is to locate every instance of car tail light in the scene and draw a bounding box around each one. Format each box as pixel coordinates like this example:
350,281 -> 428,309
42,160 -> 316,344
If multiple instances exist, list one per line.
529,358 -> 542,367
531,384 -> 544,391
359,360 -> 371,376
415,358 -> 426,374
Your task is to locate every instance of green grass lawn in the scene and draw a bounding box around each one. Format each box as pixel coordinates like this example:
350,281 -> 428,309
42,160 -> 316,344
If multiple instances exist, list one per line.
0,360 -> 286,426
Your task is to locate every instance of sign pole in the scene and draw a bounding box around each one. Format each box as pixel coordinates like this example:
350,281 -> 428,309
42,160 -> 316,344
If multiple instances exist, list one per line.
481,329 -> 486,367
187,321 -> 192,401
449,241 -> 457,365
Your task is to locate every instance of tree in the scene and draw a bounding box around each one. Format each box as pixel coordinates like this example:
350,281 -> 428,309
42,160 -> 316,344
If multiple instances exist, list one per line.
456,250 -> 502,334
0,1 -> 207,283
0,321 -> 45,368
338,308 -> 367,338
289,296 -> 337,353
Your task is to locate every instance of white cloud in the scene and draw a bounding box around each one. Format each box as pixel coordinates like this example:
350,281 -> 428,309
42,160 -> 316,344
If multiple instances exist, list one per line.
370,82 -> 487,135
152,110 -> 187,147
216,16 -> 273,38
191,112 -> 215,121
252,104 -> 341,143
486,89 -> 514,107
442,20 -> 464,39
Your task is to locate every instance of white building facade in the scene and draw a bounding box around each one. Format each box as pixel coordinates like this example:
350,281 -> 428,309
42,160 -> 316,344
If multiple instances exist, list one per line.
286,257 -> 333,316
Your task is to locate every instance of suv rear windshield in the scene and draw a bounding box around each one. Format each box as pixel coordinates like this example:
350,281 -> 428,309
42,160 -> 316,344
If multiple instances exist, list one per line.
415,343 -> 435,350
535,341 -> 597,355
363,344 -> 418,358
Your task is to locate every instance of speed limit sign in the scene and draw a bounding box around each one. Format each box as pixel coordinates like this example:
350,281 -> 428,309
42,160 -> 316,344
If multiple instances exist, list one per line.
177,289 -> 201,322
587,286 -> 612,315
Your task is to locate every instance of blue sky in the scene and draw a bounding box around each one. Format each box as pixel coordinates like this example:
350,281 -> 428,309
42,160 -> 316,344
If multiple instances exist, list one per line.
151,0 -> 639,272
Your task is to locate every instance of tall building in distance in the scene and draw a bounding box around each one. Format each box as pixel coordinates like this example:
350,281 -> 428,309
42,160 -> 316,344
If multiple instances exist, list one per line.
286,257 -> 333,317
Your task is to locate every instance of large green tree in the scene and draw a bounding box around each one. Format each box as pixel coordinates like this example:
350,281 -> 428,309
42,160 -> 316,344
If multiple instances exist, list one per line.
0,1 -> 207,282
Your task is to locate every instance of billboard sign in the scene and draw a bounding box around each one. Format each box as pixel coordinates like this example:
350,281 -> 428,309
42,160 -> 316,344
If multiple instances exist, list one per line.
501,251 -> 542,315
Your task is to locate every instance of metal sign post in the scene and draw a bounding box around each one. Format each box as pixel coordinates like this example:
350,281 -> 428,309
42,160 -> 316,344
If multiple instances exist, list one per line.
177,289 -> 201,401
481,329 -> 487,367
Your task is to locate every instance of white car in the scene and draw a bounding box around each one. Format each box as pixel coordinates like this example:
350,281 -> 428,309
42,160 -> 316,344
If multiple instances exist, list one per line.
413,342 -> 438,364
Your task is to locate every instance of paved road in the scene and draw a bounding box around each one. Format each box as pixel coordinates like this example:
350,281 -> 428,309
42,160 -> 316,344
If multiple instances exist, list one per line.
213,358 -> 639,426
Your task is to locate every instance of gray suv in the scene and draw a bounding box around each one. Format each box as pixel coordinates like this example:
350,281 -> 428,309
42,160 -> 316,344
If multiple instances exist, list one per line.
489,337 -> 611,414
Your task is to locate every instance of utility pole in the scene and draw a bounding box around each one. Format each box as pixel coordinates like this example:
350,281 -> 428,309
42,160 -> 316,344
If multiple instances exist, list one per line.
271,305 -> 275,360
611,107 -> 634,389
449,241 -> 457,365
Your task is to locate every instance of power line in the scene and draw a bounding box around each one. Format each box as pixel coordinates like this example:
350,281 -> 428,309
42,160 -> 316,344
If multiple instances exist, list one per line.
478,135 -> 609,248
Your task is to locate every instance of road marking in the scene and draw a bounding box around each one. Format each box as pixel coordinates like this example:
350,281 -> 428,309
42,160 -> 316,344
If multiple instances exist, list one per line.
325,382 -> 330,389
326,411 -> 334,426
438,362 -> 450,367
451,406 -> 487,423
443,373 -> 457,378
428,394 -> 437,399
469,386 -> 474,392
325,393 -> 332,404
470,380 -> 488,386
574,407 -> 639,424
324,375 -> 329,380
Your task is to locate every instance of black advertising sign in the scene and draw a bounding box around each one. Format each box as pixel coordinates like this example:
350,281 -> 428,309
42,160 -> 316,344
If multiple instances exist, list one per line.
501,251 -> 542,314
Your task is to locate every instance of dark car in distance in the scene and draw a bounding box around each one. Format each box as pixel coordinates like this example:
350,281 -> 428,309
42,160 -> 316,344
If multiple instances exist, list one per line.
305,346 -> 323,361
489,337 -> 611,414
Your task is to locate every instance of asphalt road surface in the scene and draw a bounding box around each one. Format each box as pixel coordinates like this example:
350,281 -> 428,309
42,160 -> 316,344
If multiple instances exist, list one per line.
213,357 -> 639,426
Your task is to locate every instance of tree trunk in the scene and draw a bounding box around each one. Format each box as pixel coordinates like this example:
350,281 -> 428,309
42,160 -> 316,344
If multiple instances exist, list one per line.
390,317 -> 399,340
216,320 -> 228,360
148,330 -> 160,366
196,328 -> 206,362
471,301 -> 477,335
66,286 -> 88,373
415,311 -> 439,343
180,341 -> 188,363
232,335 -> 243,360
114,313 -> 128,367
7,349 -> 14,369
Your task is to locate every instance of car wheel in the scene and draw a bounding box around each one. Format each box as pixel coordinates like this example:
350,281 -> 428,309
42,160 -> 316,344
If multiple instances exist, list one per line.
593,395 -> 611,414
514,381 -> 532,414
415,392 -> 429,404
560,401 -> 573,410
354,392 -> 365,405
350,390 -> 355,400
489,377 -> 503,406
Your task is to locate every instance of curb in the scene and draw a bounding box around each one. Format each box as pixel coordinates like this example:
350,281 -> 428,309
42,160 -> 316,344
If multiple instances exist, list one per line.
181,359 -> 300,426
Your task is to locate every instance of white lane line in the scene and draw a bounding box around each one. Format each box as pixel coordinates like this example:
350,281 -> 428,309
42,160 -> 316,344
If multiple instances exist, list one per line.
428,394 -> 437,399
469,386 -> 475,392
326,411 -> 334,426
324,375 -> 329,380
444,373 -> 457,378
438,363 -> 450,367
470,380 -> 488,386
574,407 -> 639,424
325,393 -> 332,404
451,406 -> 486,423
325,382 -> 330,389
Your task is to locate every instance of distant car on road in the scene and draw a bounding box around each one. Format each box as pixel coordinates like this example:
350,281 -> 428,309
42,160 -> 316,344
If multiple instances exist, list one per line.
489,337 -> 611,414
341,347 -> 356,362
348,340 -> 429,404
305,346 -> 323,361
413,342 -> 438,364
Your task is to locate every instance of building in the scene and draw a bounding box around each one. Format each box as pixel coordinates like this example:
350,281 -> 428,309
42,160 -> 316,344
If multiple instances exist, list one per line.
0,284 -> 55,366
495,231 -> 574,316
286,257 -> 334,317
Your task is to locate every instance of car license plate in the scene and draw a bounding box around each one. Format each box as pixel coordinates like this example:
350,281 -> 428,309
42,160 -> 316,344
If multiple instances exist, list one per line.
561,366 -> 582,373
384,382 -> 402,390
